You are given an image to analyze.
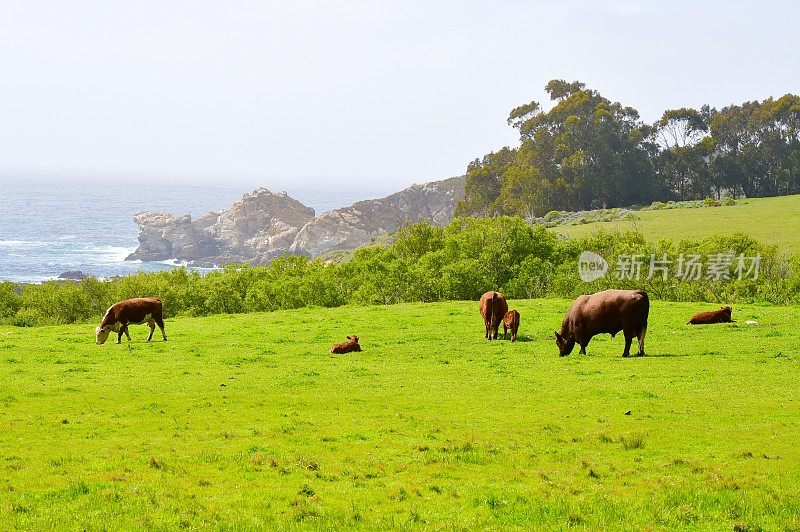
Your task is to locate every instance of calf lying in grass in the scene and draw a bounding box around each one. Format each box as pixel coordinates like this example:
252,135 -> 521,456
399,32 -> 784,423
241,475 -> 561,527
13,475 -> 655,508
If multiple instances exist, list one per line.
688,306 -> 733,325
330,335 -> 361,354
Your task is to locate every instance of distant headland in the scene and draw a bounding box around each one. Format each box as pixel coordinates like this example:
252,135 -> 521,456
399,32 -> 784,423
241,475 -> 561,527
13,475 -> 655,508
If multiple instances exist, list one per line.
127,176 -> 465,267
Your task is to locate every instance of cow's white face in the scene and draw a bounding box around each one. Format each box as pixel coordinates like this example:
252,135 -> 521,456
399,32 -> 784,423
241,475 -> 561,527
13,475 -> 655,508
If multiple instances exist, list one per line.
96,326 -> 111,345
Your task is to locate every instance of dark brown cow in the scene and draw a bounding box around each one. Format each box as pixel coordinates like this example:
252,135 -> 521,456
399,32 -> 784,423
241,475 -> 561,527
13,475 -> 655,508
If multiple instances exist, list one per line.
555,289 -> 649,357
96,297 -> 167,345
503,310 -> 520,342
688,306 -> 733,325
330,335 -> 361,354
479,291 -> 508,340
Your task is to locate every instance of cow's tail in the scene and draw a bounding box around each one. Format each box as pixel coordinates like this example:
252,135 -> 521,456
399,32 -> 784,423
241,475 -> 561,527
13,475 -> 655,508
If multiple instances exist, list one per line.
636,290 -> 649,355
637,289 -> 649,330
490,292 -> 498,339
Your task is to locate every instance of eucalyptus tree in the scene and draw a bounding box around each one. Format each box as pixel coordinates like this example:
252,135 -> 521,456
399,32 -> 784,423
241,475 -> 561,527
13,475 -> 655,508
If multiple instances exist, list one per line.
653,106 -> 713,200
503,79 -> 657,212
707,95 -> 800,198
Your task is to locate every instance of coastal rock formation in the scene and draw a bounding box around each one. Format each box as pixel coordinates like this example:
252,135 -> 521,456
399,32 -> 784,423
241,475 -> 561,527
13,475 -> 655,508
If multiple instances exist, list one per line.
127,212 -> 201,262
128,177 -> 465,265
289,176 -> 464,256
127,188 -> 315,266
205,188 -> 315,263
58,270 -> 88,280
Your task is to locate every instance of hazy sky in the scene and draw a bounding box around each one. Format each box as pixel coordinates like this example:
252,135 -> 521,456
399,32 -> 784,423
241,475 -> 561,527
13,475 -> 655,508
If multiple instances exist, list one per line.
0,1 -> 797,190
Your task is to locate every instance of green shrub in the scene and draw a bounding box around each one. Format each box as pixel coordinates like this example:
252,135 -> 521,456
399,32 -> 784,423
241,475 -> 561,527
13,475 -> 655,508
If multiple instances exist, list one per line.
5,218 -> 800,326
12,308 -> 44,327
0,282 -> 21,318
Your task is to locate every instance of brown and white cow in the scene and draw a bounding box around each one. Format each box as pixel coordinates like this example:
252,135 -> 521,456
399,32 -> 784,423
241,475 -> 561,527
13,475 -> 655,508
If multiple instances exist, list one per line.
96,297 -> 167,345
479,291 -> 508,340
330,335 -> 361,354
503,309 -> 520,342
687,306 -> 733,325
555,289 -> 649,357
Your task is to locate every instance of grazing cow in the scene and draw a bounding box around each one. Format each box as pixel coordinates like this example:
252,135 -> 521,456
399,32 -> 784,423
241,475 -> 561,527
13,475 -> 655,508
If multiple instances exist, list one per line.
688,306 -> 733,325
479,291 -> 508,340
503,310 -> 520,342
96,297 -> 167,345
330,335 -> 361,354
555,289 -> 649,357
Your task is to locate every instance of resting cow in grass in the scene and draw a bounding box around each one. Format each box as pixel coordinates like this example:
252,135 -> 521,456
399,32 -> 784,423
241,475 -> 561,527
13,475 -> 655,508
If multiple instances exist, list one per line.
688,306 -> 733,325
503,310 -> 520,342
96,297 -> 167,345
555,289 -> 649,357
479,291 -> 508,340
330,335 -> 361,354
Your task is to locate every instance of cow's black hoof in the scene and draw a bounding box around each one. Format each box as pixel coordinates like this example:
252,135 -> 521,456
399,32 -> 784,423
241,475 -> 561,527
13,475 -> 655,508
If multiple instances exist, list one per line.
622,352 -> 630,357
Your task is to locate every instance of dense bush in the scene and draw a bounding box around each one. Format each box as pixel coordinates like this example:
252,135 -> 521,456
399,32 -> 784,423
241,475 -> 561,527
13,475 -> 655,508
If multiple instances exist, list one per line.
1,217 -> 798,327
0,282 -> 20,318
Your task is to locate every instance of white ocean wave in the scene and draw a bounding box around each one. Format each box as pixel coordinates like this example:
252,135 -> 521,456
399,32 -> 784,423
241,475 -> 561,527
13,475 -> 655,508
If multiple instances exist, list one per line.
9,274 -> 58,283
87,246 -> 137,264
0,239 -> 49,247
156,258 -> 189,267
152,259 -> 220,274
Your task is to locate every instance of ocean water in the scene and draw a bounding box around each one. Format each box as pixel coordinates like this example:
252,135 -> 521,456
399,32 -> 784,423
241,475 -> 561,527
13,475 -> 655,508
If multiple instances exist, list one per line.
0,176 -> 396,282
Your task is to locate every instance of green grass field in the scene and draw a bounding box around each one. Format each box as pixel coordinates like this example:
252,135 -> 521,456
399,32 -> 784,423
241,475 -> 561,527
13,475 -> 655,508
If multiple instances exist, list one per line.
2,300 -> 800,529
554,194 -> 800,253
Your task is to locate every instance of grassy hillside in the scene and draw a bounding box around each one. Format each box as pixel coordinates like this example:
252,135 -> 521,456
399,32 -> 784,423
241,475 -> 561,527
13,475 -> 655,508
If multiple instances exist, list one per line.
2,300 -> 800,529
553,194 -> 800,253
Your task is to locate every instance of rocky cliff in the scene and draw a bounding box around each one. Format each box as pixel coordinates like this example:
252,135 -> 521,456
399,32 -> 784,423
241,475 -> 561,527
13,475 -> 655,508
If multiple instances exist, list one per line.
128,176 -> 464,266
127,188 -> 316,266
289,176 -> 464,256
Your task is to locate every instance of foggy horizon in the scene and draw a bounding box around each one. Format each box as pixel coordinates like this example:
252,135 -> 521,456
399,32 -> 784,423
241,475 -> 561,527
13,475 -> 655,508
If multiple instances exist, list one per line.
1,1 -> 798,190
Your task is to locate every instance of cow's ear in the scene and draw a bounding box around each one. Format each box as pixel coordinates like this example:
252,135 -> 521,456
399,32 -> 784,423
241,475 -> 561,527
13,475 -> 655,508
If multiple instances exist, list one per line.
346,336 -> 351,340
554,331 -> 561,340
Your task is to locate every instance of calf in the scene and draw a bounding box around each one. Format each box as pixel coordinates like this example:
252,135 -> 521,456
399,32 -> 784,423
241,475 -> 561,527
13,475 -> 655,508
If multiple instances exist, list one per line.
96,297 -> 167,345
555,289 -> 649,357
503,310 -> 520,342
479,291 -> 508,340
688,306 -> 733,325
330,335 -> 361,354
